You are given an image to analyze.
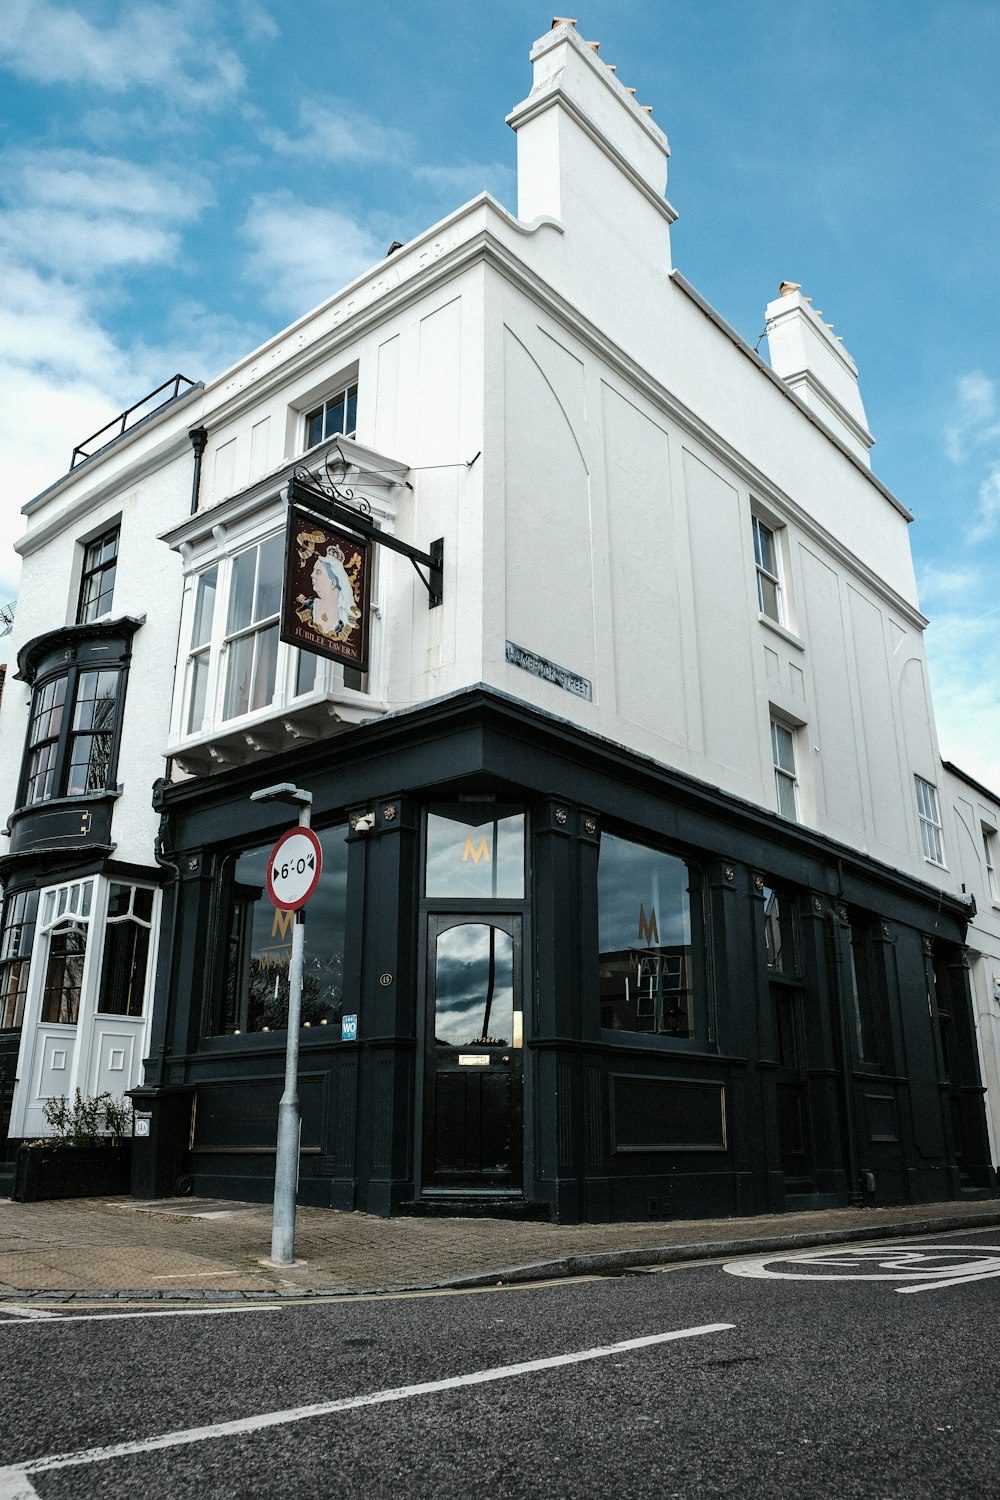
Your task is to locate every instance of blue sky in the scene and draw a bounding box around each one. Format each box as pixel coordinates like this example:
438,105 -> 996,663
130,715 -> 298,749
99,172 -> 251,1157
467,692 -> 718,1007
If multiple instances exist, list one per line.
1,1 -> 998,786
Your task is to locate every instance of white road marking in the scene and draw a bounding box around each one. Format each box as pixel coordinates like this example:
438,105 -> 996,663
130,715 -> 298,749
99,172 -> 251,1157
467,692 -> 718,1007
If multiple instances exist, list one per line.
0,1306 -> 62,1321
896,1267 -> 1000,1294
0,1303 -> 291,1328
724,1243 -> 1000,1293
0,1322 -> 734,1497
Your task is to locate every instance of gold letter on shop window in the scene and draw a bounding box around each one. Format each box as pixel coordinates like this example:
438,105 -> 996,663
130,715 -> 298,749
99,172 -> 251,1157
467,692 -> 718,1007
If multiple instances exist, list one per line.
637,904 -> 659,946
272,908 -> 295,939
462,836 -> 491,865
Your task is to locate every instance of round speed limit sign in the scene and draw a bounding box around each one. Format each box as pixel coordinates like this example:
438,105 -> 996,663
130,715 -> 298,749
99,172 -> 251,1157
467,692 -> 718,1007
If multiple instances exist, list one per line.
265,826 -> 323,910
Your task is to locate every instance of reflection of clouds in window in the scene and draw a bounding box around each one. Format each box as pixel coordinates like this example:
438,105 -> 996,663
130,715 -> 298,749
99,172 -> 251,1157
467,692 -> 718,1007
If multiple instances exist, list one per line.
597,835 -> 690,950
224,823 -> 348,1034
425,804 -> 524,898
597,834 -> 697,1039
435,924 -> 513,1046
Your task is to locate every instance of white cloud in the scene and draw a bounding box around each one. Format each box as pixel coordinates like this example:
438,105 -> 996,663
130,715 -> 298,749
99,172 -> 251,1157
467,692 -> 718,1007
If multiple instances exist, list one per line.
260,100 -> 412,165
414,161 -> 515,204
0,141 -> 225,610
0,0 -> 245,106
2,208 -> 180,276
968,464 -> 1000,546
926,610 -> 1000,794
239,192 -> 387,319
943,370 -> 1000,542
917,563 -> 982,605
0,266 -> 135,599
23,151 -> 206,219
946,372 -> 997,463
0,149 -> 212,279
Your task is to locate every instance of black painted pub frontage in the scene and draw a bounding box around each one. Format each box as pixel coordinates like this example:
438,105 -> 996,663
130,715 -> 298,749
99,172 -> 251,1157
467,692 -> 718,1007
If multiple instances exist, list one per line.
135,688 -> 996,1222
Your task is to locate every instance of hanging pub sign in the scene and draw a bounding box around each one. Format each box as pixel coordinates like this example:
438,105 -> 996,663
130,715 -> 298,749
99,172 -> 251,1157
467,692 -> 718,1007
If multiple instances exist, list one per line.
280,504 -> 373,672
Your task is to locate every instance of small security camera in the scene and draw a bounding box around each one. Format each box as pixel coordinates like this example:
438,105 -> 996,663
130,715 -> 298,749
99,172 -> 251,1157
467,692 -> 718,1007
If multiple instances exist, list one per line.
353,812 -> 375,833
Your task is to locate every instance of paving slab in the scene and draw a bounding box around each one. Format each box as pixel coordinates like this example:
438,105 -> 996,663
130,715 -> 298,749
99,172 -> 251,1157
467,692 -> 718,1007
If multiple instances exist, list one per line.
1,1195 -> 998,1302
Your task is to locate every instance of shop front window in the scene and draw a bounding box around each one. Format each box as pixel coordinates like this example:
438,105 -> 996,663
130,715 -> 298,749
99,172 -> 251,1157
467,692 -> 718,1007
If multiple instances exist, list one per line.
848,915 -> 886,1067
425,804 -> 525,899
763,886 -> 799,975
219,824 -> 349,1036
597,833 -> 701,1040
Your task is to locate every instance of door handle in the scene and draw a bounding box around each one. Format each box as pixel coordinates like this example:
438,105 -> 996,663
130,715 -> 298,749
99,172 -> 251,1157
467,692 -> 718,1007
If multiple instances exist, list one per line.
502,1055 -> 510,1064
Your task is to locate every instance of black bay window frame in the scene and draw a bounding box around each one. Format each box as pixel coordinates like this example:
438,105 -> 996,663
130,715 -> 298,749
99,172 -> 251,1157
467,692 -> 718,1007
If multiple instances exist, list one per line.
12,621 -> 141,819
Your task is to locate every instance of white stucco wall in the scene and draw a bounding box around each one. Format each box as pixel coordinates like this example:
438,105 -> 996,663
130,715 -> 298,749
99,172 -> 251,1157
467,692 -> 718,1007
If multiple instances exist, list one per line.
943,765 -> 1000,1166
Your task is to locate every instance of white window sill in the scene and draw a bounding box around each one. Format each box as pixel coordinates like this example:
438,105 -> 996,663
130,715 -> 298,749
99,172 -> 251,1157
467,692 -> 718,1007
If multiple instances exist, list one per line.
758,613 -> 804,651
922,856 -> 949,872
168,689 -> 386,774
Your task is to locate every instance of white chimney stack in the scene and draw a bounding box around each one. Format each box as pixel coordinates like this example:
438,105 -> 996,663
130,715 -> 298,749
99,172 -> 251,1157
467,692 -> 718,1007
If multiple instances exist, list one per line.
506,19 -> 676,271
765,284 -> 874,465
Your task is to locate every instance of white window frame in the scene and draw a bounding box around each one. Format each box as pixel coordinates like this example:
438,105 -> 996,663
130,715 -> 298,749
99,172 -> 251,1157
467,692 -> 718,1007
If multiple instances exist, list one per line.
177,525 -> 320,743
219,533 -> 283,724
983,824 -> 998,904
303,379 -> 358,452
752,512 -> 784,625
770,716 -> 799,820
96,883 -> 156,1018
914,776 -> 946,866
9,876 -> 160,1140
167,448 -> 404,760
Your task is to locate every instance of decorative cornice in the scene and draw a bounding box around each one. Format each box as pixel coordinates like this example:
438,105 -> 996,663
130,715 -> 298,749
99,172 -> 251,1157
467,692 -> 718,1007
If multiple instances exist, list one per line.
779,366 -> 875,452
16,615 -> 145,684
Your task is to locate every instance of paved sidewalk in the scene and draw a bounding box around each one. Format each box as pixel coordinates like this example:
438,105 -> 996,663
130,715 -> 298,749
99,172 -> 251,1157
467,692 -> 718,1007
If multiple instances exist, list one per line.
1,1195 -> 998,1303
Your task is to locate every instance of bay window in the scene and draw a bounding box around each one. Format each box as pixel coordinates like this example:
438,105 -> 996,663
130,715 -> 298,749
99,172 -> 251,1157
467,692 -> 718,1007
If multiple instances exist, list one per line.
21,665 -> 124,808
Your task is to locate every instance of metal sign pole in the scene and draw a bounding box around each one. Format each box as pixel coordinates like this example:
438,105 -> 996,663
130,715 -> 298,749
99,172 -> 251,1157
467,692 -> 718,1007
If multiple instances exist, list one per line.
250,782 -> 318,1268
271,898 -> 305,1265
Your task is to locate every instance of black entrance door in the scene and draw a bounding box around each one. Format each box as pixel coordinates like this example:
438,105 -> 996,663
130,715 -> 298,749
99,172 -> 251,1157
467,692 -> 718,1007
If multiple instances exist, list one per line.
423,915 -> 523,1192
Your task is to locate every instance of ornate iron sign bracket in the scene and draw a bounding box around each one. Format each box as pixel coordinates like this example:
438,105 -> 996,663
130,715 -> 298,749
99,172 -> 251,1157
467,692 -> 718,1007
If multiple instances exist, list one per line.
288,444 -> 443,608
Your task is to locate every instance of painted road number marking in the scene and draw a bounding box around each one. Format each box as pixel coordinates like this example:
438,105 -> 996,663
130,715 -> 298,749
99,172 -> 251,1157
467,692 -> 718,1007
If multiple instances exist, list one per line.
0,1324 -> 733,1497
724,1243 -> 1000,1294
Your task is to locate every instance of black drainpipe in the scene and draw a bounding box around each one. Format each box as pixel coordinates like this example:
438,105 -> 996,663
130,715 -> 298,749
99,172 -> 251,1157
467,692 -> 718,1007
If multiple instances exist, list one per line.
189,426 -> 208,514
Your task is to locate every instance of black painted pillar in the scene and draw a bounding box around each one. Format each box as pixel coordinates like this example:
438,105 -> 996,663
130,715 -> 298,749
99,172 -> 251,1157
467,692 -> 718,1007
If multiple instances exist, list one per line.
353,793 -> 420,1216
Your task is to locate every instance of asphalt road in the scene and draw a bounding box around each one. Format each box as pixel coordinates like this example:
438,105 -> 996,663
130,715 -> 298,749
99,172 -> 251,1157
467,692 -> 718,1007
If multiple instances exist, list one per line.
2,1227 -> 1000,1498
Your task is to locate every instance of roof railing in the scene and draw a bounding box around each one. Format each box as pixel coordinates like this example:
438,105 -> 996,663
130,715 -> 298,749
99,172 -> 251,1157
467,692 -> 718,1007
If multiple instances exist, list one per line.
71,373 -> 197,468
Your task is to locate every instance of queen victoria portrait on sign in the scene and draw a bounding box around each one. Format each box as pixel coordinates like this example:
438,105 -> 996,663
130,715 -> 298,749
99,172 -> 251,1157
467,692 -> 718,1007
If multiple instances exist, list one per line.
280,505 -> 372,671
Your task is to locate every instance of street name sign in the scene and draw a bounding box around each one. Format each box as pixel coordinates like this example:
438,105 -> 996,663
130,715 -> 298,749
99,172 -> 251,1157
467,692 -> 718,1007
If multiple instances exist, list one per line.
265,826 -> 322,910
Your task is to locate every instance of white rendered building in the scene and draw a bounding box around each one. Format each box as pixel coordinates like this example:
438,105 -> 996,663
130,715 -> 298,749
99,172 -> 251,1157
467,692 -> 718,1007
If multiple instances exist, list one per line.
0,21 -> 993,1218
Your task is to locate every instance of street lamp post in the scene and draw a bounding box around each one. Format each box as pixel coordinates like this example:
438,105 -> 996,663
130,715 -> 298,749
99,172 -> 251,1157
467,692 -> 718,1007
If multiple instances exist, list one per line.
250,781 -> 315,1266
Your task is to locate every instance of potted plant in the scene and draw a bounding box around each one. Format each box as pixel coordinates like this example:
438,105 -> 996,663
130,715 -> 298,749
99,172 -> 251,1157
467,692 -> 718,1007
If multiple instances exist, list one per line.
11,1090 -> 133,1202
